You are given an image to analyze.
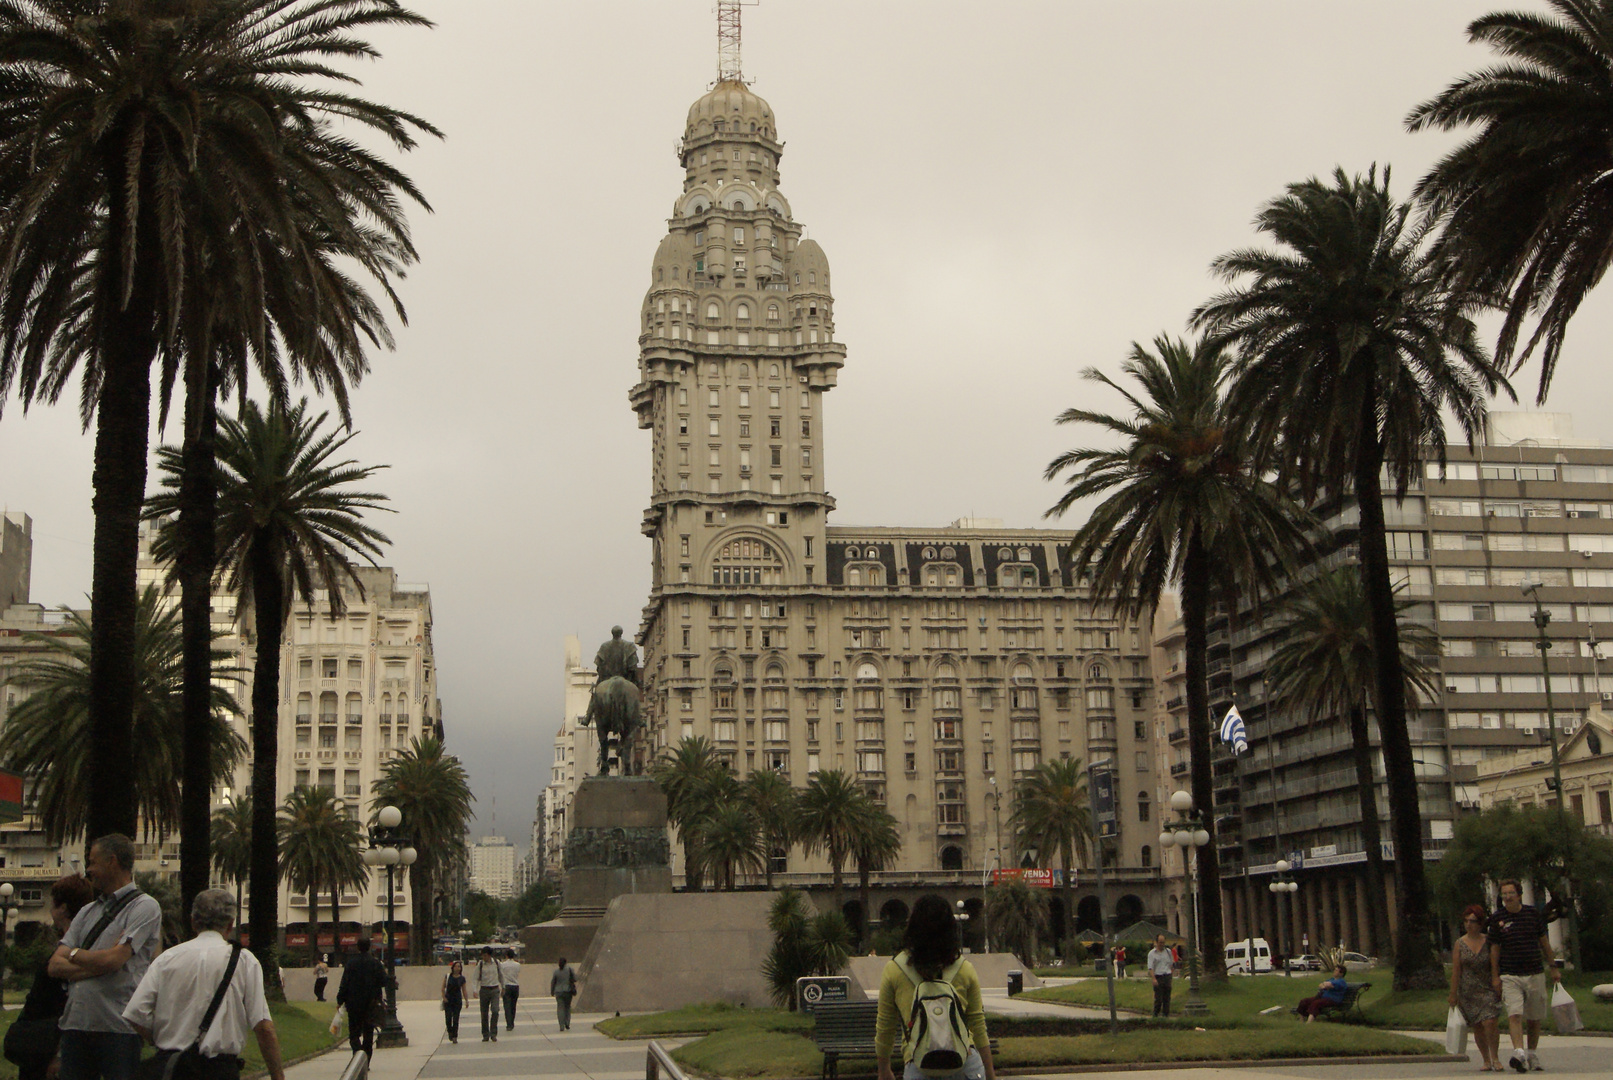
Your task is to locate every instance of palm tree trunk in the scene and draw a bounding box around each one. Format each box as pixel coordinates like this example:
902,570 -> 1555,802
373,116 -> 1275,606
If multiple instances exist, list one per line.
178,363 -> 219,926
1181,534 -> 1227,981
831,852 -> 844,913
308,876 -> 321,967
857,856 -> 872,949
1352,413 -> 1440,988
247,537 -> 285,998
1346,699 -> 1392,958
1061,836 -> 1075,958
330,877 -> 342,963
764,828 -> 775,890
85,134 -> 162,844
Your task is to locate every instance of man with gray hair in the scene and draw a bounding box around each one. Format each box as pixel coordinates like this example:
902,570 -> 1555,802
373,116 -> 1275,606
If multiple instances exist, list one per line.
49,834 -> 164,1080
123,889 -> 284,1080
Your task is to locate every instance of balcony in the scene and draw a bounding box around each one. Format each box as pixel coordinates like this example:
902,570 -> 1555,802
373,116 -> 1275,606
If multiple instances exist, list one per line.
1169,727 -> 1189,745
1171,762 -> 1190,777
293,750 -> 312,762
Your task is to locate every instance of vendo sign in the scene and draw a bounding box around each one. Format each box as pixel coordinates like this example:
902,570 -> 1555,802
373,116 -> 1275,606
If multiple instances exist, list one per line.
991,868 -> 1065,888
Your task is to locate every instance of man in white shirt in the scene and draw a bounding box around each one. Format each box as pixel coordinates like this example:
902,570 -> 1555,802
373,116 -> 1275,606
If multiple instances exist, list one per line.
123,889 -> 284,1080
470,947 -> 504,1042
498,952 -> 521,1031
1146,934 -> 1176,1018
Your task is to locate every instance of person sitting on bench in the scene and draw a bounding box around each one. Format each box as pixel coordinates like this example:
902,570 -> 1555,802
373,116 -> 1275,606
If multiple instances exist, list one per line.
1297,965 -> 1350,1021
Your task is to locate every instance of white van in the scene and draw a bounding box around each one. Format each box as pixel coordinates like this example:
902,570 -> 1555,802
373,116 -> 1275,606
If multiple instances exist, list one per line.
1224,938 -> 1272,974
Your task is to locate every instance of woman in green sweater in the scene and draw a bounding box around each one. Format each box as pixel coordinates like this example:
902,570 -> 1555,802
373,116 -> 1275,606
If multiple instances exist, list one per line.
875,895 -> 996,1080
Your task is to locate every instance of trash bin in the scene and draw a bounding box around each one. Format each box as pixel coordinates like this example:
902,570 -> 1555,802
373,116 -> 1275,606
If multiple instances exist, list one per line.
1007,970 -> 1023,997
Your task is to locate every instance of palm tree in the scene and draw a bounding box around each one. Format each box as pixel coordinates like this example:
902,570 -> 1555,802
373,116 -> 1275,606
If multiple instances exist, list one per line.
371,736 -> 475,964
279,787 -> 367,966
744,768 -> 797,889
1407,0 -> 1613,400
0,584 -> 245,842
1265,567 -> 1443,960
652,737 -> 724,891
1193,167 -> 1509,988
1043,335 -> 1314,981
851,810 -> 901,950
986,878 -> 1050,966
206,398 -> 390,984
1010,758 -> 1092,954
796,770 -> 871,911
698,801 -> 767,890
0,0 -> 436,845
211,793 -> 253,916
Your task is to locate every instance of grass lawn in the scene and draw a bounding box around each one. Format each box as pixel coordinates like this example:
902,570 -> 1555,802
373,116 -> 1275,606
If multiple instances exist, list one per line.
597,1002 -> 812,1039
1022,969 -> 1613,1031
0,1000 -> 340,1080
668,1016 -> 1442,1079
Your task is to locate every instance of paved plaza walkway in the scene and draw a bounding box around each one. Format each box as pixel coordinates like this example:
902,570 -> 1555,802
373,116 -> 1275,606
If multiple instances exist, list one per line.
283,993 -> 1613,1080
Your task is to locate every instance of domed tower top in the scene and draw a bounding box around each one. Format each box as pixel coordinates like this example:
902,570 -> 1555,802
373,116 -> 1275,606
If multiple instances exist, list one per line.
684,80 -> 777,144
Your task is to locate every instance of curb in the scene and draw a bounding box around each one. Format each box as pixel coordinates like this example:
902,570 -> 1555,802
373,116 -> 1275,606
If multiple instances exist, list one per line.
245,1039 -> 345,1079
767,1055 -> 1466,1079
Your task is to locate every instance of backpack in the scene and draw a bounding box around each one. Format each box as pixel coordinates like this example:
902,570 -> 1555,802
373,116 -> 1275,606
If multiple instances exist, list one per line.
895,953 -> 973,1076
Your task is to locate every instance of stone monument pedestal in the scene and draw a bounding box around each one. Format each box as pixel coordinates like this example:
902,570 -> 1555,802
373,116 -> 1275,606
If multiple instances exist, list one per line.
521,775 -> 671,964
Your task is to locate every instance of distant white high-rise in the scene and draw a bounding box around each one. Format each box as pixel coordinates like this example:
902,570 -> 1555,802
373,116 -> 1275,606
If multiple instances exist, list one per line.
469,835 -> 517,900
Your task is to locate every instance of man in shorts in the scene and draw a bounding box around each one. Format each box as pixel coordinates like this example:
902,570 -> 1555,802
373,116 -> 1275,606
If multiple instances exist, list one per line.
1489,879 -> 1559,1073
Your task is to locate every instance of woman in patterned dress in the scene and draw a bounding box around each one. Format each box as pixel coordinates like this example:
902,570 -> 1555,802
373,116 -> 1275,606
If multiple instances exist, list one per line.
1451,904 -> 1503,1070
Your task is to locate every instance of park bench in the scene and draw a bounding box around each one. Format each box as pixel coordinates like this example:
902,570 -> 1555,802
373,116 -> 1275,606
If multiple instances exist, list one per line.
811,1001 -> 999,1080
1295,981 -> 1371,1023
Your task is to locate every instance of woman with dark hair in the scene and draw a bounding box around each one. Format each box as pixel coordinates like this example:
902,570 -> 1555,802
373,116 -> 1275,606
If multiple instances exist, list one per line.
7,874 -> 96,1080
1451,903 -> 1502,1070
874,895 -> 995,1080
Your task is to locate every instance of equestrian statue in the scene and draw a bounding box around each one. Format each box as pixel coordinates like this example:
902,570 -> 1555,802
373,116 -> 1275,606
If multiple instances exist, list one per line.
585,625 -> 642,775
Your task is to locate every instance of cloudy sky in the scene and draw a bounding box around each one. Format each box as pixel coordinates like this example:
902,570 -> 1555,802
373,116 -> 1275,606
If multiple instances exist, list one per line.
5,1 -> 1611,857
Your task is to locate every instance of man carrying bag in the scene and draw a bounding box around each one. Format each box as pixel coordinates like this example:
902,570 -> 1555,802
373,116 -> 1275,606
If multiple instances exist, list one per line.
122,890 -> 284,1080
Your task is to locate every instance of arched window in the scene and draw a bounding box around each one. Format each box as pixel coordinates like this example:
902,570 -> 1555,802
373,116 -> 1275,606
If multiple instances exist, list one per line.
856,662 -> 879,681
848,567 -> 861,586
706,301 -> 720,321
711,537 -> 784,586
769,363 -> 780,378
1012,663 -> 1035,683
673,266 -> 680,279
767,304 -> 780,322
939,846 -> 964,871
739,362 -> 750,377
934,661 -> 958,681
736,302 -> 750,321
1088,663 -> 1107,682
1141,845 -> 1152,868
764,662 -> 786,683
808,271 -> 817,285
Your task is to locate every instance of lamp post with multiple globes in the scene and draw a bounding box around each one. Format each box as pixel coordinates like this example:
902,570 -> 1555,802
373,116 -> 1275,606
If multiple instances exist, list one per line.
1268,859 -> 1298,977
0,882 -> 14,1007
1159,790 -> 1211,1016
362,805 -> 417,1048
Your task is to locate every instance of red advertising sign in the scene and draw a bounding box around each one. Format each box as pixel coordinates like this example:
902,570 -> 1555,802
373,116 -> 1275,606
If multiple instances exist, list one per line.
991,868 -> 1065,888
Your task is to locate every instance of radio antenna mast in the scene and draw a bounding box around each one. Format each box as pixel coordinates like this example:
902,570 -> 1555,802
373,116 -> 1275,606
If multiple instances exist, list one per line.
716,0 -> 757,84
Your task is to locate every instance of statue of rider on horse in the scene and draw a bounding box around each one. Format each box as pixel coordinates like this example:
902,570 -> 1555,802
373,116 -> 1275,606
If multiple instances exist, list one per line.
585,626 -> 642,775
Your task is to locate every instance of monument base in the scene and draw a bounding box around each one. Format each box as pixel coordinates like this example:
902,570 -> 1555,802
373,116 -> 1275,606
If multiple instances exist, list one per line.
573,892 -> 776,1013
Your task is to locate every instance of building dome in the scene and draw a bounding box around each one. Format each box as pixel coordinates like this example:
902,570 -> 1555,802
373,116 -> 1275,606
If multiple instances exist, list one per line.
685,80 -> 776,142
794,238 -> 830,288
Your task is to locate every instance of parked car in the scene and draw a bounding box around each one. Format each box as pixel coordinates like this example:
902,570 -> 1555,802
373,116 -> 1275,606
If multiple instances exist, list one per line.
1340,951 -> 1378,971
1285,954 -> 1323,971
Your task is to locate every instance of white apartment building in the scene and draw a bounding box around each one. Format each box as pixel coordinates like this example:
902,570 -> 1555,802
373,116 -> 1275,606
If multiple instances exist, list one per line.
469,835 -> 516,899
542,635 -> 601,875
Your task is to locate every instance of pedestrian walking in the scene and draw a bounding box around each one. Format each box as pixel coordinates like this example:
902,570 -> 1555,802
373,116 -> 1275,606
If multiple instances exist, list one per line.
1490,879 -> 1558,1073
549,959 -> 577,1032
122,889 -> 285,1080
334,938 -> 387,1059
1146,934 -> 1175,1017
5,874 -> 96,1080
471,947 -> 504,1042
48,834 -> 164,1080
873,895 -> 996,1080
1451,904 -> 1503,1071
1113,945 -> 1127,979
499,952 -> 521,1031
313,956 -> 329,1004
441,962 -> 467,1044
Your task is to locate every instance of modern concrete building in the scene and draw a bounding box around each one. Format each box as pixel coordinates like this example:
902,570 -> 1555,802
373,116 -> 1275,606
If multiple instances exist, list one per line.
626,66 -> 1162,937
469,835 -> 517,900
0,512 -> 29,613
1191,411 -> 1613,959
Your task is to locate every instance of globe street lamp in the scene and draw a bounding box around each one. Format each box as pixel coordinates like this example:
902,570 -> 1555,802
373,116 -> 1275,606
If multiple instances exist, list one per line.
1160,789 -> 1211,1016
1267,859 -> 1298,977
362,804 -> 417,1048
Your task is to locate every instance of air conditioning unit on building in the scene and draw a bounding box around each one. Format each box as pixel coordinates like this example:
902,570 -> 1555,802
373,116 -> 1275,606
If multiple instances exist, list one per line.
1520,727 -> 1538,737
1601,692 -> 1612,703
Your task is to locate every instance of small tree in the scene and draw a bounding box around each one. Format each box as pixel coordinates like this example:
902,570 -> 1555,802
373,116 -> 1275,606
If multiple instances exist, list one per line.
761,889 -> 852,1010
986,879 -> 1050,966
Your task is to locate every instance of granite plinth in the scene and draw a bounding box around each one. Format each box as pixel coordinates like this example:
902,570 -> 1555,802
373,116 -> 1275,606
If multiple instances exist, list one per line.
572,891 -> 775,1013
521,775 -> 672,967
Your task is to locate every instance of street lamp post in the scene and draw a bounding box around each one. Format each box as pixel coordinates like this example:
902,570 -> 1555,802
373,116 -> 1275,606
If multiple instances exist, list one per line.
1161,790 -> 1211,1016
1267,860 -> 1297,977
362,805 -> 417,1048
1523,583 -> 1582,972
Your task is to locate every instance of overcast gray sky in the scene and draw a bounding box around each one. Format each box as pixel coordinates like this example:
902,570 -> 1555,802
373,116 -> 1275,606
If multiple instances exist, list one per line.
5,1 -> 1611,858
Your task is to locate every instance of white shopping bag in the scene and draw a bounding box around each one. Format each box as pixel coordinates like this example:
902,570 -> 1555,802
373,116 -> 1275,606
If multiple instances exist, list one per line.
1446,1006 -> 1469,1055
330,1005 -> 346,1037
1551,984 -> 1584,1034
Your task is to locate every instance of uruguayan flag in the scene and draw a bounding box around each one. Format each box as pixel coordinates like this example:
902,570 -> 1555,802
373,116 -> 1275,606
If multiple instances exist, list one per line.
1220,703 -> 1249,755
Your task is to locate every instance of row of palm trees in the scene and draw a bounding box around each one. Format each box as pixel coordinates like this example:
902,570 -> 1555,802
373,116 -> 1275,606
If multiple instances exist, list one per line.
652,738 -> 902,942
0,0 -> 437,977
1042,0 -> 1613,990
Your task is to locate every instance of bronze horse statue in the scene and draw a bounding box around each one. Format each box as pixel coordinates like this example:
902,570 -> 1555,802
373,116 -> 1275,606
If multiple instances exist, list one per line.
585,675 -> 641,774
